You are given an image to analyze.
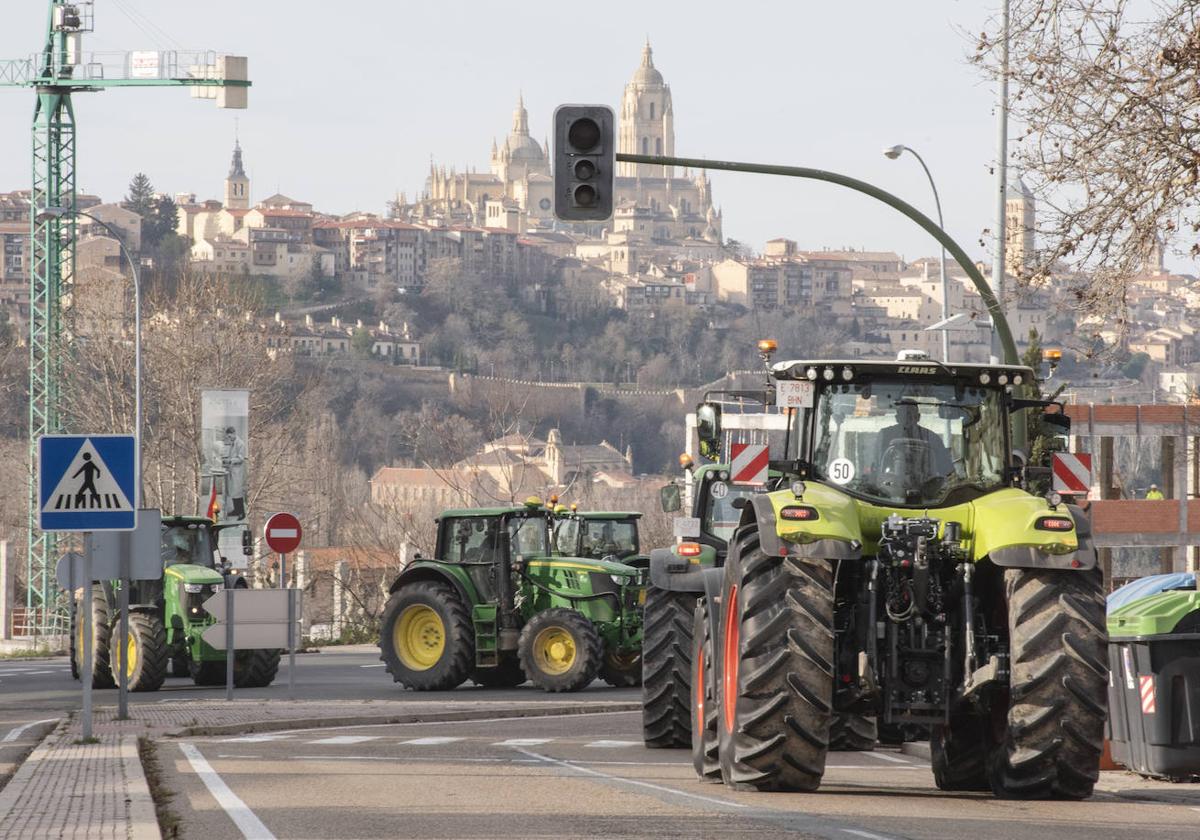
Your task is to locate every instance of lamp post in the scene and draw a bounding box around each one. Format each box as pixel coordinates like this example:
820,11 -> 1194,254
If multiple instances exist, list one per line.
883,144 -> 950,362
36,206 -> 141,721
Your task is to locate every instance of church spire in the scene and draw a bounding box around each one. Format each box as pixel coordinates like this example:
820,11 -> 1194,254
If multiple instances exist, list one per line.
228,138 -> 246,179
512,92 -> 529,136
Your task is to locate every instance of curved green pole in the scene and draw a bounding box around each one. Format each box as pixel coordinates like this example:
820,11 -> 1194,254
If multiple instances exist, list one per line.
615,153 -> 1018,365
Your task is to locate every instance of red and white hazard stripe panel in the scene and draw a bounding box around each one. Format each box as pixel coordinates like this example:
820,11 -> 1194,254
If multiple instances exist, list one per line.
730,443 -> 769,486
1052,452 -> 1092,495
1139,674 -> 1156,714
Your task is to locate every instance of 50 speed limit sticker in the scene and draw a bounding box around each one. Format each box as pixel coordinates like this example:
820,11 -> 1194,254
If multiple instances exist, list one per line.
829,458 -> 855,485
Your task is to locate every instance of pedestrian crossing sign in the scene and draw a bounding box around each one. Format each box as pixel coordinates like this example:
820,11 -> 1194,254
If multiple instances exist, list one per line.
38,435 -> 137,532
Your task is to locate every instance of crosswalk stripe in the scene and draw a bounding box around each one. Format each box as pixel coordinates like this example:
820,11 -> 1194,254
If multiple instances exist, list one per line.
220,734 -> 293,743
583,740 -> 640,748
399,737 -> 463,746
308,736 -> 378,745
493,738 -> 553,746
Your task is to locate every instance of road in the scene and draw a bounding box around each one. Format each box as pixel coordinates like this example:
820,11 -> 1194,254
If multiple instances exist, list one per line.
160,710 -> 1200,840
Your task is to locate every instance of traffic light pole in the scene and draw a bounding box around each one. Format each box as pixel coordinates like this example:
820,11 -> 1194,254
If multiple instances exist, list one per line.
613,152 -> 1019,366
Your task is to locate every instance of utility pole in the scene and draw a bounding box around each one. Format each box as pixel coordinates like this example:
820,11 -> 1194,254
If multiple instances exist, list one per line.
0,1 -> 249,632
990,0 -> 1010,364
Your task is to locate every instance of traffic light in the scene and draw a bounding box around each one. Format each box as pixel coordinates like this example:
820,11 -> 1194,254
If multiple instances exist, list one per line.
553,104 -> 615,221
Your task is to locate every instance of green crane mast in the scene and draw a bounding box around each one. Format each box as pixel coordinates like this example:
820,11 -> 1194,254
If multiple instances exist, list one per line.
0,1 -> 249,633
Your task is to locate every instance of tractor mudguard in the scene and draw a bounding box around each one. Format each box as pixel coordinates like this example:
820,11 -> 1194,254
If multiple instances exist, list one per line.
989,502 -> 1097,570
971,488 -> 1090,569
649,547 -> 709,593
388,562 -> 480,606
745,494 -> 863,561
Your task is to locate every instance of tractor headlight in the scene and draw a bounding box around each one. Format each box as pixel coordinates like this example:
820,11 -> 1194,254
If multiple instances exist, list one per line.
610,574 -> 631,586
183,583 -> 204,593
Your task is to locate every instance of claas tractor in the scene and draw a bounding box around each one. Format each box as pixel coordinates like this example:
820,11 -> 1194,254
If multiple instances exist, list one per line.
648,349 -> 1106,799
379,498 -> 645,692
72,516 -> 280,691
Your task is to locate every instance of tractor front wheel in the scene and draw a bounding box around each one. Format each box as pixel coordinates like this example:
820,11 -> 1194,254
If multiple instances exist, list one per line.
518,609 -> 603,692
641,587 -> 696,747
379,581 -> 474,691
110,611 -> 167,692
716,523 -> 833,792
189,659 -> 226,686
829,713 -> 877,752
600,651 -> 642,688
988,567 -> 1108,799
690,597 -> 720,782
931,712 -> 990,791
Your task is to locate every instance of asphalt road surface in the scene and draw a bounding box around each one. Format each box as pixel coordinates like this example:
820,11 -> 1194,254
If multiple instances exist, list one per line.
160,710 -> 1200,840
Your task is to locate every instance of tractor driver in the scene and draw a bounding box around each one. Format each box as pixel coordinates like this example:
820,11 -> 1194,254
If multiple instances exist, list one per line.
876,401 -> 953,485
589,523 -> 622,558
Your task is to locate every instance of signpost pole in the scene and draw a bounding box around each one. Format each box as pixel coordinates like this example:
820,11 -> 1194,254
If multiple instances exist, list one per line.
117,531 -> 130,720
287,588 -> 296,701
81,533 -> 93,740
279,552 -> 286,589
225,587 -> 234,701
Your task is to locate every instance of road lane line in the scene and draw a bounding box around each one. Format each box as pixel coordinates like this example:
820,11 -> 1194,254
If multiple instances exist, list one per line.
359,664 -> 386,668
399,736 -> 463,745
220,735 -> 293,743
493,738 -> 553,746
864,752 -> 911,764
308,736 -> 378,745
234,709 -> 640,738
515,748 -> 747,809
842,830 -> 898,840
584,739 -> 641,748
180,743 -> 276,840
1,719 -> 58,742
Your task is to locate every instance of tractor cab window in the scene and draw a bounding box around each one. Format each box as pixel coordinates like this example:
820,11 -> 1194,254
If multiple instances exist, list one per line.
509,514 -> 550,558
700,476 -> 755,544
807,380 -> 1006,506
552,517 -> 579,556
444,516 -> 503,563
578,519 -> 638,559
161,525 -> 214,568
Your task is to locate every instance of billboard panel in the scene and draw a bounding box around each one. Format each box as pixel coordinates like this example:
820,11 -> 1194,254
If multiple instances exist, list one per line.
201,389 -> 250,568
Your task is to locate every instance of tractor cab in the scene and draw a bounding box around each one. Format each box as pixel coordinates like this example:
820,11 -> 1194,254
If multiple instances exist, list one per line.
552,510 -> 647,567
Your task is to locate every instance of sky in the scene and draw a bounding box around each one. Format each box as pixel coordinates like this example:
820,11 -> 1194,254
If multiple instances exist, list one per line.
0,0 -> 1142,271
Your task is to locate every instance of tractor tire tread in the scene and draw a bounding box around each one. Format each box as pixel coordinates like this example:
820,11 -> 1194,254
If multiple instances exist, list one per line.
641,587 -> 696,748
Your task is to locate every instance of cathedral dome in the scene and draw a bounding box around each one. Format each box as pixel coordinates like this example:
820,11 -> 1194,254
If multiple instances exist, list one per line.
506,134 -> 544,161
632,42 -> 664,85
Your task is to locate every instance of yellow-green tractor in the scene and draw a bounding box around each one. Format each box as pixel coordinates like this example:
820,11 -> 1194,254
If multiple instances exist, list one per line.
656,352 -> 1106,799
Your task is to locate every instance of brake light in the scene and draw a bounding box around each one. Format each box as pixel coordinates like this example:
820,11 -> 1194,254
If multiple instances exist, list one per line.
1036,517 -> 1074,532
677,542 -> 702,557
780,506 -> 819,521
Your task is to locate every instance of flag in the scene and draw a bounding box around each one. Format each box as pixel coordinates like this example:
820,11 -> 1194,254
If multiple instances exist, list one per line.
206,482 -> 220,520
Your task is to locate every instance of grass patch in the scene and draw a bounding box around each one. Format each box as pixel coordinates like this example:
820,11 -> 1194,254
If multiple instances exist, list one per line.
138,737 -> 182,839
73,736 -> 100,745
0,647 -> 65,659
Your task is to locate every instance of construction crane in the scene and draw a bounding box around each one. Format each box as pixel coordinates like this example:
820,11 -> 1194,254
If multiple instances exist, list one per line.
0,1 -> 249,634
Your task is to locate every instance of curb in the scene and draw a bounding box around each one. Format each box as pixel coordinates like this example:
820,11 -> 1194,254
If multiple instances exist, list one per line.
121,735 -> 160,840
900,741 -> 932,761
169,702 -> 644,737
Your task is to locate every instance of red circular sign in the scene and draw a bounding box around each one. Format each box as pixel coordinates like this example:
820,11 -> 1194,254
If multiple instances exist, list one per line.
263,512 -> 302,554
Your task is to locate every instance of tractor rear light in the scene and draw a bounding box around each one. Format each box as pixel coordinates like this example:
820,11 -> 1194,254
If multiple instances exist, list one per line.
1035,516 -> 1074,531
780,506 -> 819,521
677,542 -> 702,557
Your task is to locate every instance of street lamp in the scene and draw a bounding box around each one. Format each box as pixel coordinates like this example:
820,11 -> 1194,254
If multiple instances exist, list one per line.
883,144 -> 951,362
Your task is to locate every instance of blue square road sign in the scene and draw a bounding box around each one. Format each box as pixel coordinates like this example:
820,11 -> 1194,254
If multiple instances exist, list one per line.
38,434 -> 137,532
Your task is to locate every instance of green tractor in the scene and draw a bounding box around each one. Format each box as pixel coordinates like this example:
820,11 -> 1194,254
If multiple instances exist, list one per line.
72,516 -> 280,691
552,509 -> 649,568
379,498 -> 645,692
651,351 -> 1107,799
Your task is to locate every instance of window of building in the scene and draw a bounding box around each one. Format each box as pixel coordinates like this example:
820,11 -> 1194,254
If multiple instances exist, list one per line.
642,137 -> 648,154
656,137 -> 662,155
649,102 -> 655,119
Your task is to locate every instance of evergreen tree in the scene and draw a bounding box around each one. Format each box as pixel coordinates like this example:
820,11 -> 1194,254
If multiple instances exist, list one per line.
124,173 -> 155,218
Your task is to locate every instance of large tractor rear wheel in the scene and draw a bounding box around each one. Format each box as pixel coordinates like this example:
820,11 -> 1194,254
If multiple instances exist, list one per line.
641,586 -> 695,747
931,712 -> 990,791
717,523 -> 833,792
234,649 -> 281,688
471,657 -> 527,688
690,598 -> 720,782
73,584 -> 114,689
380,581 -> 474,691
988,567 -> 1107,800
190,659 -> 226,686
518,609 -> 603,692
600,651 -> 642,688
829,713 -> 877,752
110,611 -> 168,692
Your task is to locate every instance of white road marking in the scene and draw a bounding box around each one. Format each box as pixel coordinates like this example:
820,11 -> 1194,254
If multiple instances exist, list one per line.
865,751 -> 911,764
220,734 -> 293,743
399,736 -> 463,746
290,754 -> 534,764
493,738 -> 553,746
308,736 -> 378,745
584,739 -> 640,748
180,742 -> 276,840
826,765 -> 924,770
241,709 -> 639,738
515,748 -> 747,809
358,663 -> 386,668
842,830 -> 898,840
1,718 -> 58,742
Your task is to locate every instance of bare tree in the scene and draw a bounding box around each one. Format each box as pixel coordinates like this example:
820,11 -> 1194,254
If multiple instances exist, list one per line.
974,1 -> 1200,330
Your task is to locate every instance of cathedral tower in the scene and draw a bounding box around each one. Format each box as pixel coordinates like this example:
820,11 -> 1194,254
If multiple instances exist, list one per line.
224,139 -> 249,210
1005,172 -> 1035,276
618,41 -> 675,178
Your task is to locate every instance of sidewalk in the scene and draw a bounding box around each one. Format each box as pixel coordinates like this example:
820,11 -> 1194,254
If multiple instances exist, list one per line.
0,697 -> 641,839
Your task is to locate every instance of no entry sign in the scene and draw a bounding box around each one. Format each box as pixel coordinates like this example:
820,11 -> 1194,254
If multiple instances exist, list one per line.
264,511 -> 302,554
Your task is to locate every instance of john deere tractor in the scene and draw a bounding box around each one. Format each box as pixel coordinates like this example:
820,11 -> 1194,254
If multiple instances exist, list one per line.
651,351 -> 1106,799
72,516 -> 279,691
379,498 -> 645,692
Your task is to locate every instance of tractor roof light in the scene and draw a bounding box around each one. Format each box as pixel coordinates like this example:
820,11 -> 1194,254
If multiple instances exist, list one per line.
822,367 -> 836,381
678,452 -> 695,472
757,339 -> 778,360
524,496 -> 544,509
842,367 -> 854,381
805,367 -> 819,381
979,372 -> 991,385
677,542 -> 703,557
790,480 -> 806,499
1046,491 -> 1062,510
570,502 -> 579,512
1012,373 -> 1024,385
998,373 -> 1009,386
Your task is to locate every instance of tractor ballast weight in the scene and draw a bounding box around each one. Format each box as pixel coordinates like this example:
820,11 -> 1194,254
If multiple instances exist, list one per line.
681,354 -> 1107,799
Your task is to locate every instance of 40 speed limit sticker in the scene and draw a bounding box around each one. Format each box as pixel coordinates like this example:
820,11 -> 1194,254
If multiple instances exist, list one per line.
710,481 -> 729,499
828,458 -> 855,485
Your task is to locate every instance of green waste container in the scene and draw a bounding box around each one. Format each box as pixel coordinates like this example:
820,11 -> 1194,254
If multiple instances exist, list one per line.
1106,586 -> 1200,780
